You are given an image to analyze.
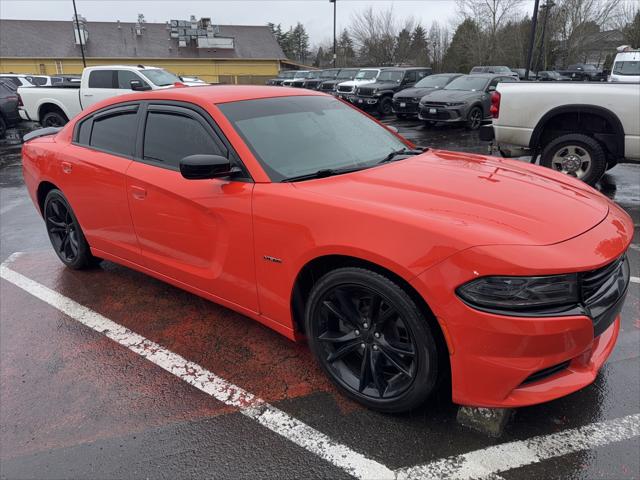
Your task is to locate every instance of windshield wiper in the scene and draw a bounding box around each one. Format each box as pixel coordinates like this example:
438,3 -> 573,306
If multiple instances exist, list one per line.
378,147 -> 424,164
282,166 -> 363,183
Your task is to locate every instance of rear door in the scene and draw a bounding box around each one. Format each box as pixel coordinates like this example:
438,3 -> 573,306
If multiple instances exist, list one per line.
62,104 -> 140,262
125,102 -> 258,310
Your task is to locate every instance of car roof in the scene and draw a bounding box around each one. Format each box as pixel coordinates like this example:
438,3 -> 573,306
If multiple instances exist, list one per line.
108,85 -> 325,106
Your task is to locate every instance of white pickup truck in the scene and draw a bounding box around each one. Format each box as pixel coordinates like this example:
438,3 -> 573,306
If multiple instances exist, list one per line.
480,82 -> 640,185
18,65 -> 189,127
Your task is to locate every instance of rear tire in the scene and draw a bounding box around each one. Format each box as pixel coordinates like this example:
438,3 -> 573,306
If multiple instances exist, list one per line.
41,110 -> 68,128
305,267 -> 439,413
540,133 -> 606,186
44,189 -> 101,269
0,116 -> 6,138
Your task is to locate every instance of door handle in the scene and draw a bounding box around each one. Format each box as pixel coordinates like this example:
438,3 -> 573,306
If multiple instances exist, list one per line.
83,93 -> 93,97
130,185 -> 147,200
61,161 -> 73,174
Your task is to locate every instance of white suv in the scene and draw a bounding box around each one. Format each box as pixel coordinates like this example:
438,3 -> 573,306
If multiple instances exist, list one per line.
335,68 -> 384,99
609,45 -> 640,83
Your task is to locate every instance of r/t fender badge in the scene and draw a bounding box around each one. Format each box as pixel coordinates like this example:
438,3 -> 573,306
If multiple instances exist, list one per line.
263,255 -> 283,264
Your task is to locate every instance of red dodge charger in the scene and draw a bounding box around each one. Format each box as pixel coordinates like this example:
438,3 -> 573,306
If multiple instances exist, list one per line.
22,85 -> 632,412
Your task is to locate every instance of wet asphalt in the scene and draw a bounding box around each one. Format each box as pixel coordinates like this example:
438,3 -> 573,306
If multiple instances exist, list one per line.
0,118 -> 638,480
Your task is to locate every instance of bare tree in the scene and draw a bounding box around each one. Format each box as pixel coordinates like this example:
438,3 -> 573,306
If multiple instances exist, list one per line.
428,21 -> 450,71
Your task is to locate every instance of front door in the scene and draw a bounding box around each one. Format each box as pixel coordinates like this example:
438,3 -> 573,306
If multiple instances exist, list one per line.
125,103 -> 258,311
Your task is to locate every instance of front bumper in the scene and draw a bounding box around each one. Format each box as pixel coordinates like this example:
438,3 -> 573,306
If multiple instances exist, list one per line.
418,105 -> 466,123
410,202 -> 633,408
351,96 -> 379,109
392,99 -> 420,115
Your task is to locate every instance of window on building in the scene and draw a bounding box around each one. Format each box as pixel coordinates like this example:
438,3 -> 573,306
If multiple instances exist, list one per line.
55,60 -> 63,74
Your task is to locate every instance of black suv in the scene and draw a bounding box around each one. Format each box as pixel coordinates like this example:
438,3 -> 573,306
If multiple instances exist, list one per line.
266,70 -> 296,86
351,67 -> 431,115
318,68 -> 359,94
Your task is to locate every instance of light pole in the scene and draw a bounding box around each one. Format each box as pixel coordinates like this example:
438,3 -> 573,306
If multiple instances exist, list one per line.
536,1 -> 554,72
524,0 -> 540,80
330,0 -> 336,67
72,0 -> 86,67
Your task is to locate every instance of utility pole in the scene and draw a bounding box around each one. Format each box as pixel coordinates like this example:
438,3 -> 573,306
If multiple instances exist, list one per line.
524,0 -> 540,80
536,1 -> 554,72
72,0 -> 87,68
330,0 -> 337,67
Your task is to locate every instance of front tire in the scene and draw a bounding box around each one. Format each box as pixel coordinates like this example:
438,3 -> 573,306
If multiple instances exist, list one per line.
465,106 -> 483,130
44,189 -> 101,269
540,133 -> 606,186
378,97 -> 393,116
305,267 -> 439,413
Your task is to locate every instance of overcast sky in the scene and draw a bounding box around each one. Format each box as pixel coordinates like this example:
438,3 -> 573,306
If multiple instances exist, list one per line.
0,0 -> 538,46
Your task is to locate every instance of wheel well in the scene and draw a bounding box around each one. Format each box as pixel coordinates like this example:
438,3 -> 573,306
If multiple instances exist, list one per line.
291,255 -> 450,358
36,181 -> 58,215
38,103 -> 68,123
532,106 -> 624,160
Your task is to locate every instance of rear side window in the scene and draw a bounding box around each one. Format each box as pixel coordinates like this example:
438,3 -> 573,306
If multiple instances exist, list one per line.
143,112 -> 225,168
89,111 -> 138,156
88,70 -> 115,88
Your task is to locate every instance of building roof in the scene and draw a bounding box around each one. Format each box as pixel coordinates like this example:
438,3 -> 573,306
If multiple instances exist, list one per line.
0,19 -> 286,60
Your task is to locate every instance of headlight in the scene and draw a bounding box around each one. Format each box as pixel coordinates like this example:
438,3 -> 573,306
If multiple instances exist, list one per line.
373,90 -> 381,96
412,97 -> 422,102
447,102 -> 465,106
456,274 -> 579,311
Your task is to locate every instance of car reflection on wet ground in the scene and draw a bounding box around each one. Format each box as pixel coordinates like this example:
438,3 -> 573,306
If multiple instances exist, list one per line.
0,119 -> 638,480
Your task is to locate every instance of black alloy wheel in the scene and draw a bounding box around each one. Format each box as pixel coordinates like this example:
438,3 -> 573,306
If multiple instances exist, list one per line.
379,97 -> 393,116
44,189 -> 100,269
466,106 -> 483,130
306,268 -> 439,412
42,111 -> 68,128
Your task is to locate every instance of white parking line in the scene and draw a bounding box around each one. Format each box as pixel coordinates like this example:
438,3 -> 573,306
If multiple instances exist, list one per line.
2,252 -> 639,480
0,255 -> 394,480
629,244 -> 640,252
631,276 -> 640,284
395,413 -> 640,480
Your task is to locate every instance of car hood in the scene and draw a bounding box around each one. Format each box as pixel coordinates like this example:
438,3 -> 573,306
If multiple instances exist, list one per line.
424,89 -> 484,102
395,86 -> 437,98
341,78 -> 377,87
362,81 -> 399,90
293,150 -> 609,247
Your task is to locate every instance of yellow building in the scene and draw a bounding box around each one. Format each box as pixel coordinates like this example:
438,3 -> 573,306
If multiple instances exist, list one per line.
0,17 -> 300,84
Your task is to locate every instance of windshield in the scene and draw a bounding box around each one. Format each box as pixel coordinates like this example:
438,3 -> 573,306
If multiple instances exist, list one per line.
377,70 -> 404,82
141,69 -> 181,86
355,70 -> 379,80
294,71 -> 310,79
337,69 -> 358,79
444,75 -> 488,91
470,67 -> 485,73
415,75 -> 454,88
613,61 -> 640,75
320,70 -> 338,78
219,96 -> 407,182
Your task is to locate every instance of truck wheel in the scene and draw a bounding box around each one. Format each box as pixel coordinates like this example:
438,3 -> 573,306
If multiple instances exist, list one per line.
465,106 -> 483,130
0,116 -> 6,138
540,134 -> 607,186
379,98 -> 393,116
41,111 -> 68,128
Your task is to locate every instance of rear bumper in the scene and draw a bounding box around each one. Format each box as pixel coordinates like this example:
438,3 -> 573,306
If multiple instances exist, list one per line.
479,124 -> 494,141
410,203 -> 633,408
19,108 -> 31,121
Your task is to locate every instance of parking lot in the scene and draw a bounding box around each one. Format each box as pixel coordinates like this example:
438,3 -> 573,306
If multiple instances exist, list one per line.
1,118 -> 639,479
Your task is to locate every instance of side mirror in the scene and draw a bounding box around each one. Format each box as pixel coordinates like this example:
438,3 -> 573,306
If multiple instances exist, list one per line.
130,79 -> 151,91
180,154 -> 232,180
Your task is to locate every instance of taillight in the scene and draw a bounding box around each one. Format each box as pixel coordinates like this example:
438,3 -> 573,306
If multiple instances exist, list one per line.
17,93 -> 23,107
490,91 -> 500,118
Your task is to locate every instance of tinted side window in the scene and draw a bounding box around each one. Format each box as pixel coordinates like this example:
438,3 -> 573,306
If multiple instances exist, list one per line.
76,119 -> 92,145
90,111 -> 138,156
2,77 -> 21,87
404,71 -> 416,83
143,112 -> 225,168
117,70 -> 146,89
88,70 -> 116,88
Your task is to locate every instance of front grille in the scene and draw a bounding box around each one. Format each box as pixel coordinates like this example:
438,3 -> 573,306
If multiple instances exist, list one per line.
338,85 -> 353,93
305,81 -> 320,88
421,101 -> 448,107
396,97 -> 420,103
320,82 -> 335,91
521,361 -> 571,385
358,87 -> 375,97
582,256 -> 626,300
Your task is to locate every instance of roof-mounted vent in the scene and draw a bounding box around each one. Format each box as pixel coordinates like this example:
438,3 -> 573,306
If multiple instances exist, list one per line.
135,13 -> 146,36
72,14 -> 88,45
169,16 -> 233,49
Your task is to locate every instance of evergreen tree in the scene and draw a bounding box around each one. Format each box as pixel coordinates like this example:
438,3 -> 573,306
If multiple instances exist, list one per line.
395,28 -> 413,64
410,25 -> 429,66
337,29 -> 356,67
289,22 -> 311,63
623,10 -> 640,48
442,18 -> 483,73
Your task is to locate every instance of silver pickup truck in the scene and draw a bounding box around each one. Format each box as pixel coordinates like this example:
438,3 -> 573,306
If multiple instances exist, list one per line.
480,82 -> 640,185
